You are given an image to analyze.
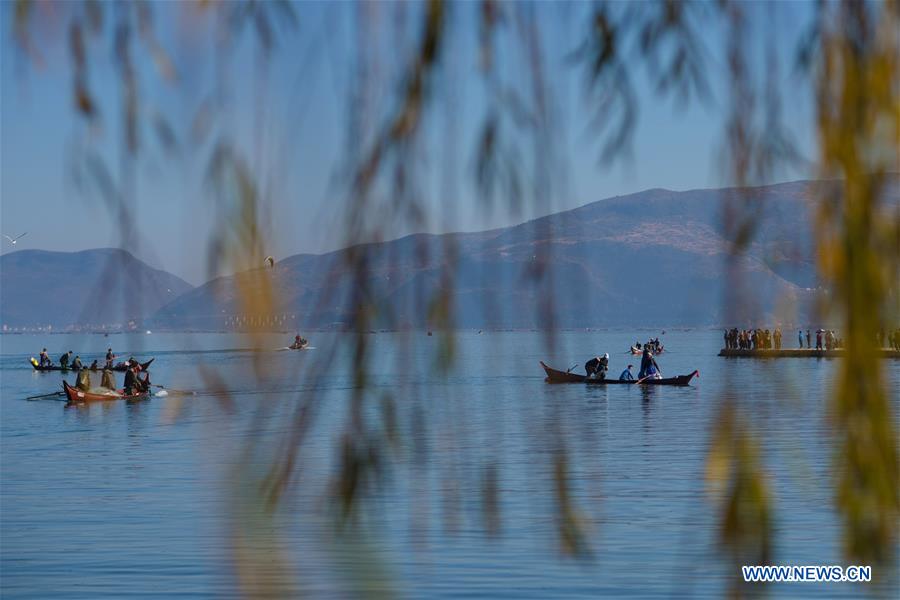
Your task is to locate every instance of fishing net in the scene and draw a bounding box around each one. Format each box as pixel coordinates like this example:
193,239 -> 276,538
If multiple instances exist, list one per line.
76,370 -> 92,391
101,369 -> 116,390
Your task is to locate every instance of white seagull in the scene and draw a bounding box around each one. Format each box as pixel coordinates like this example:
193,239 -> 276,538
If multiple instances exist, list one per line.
3,232 -> 27,245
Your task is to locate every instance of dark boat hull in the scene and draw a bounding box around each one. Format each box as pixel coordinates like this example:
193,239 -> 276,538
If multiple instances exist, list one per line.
62,380 -> 149,404
31,358 -> 154,373
541,361 -> 696,386
110,358 -> 154,372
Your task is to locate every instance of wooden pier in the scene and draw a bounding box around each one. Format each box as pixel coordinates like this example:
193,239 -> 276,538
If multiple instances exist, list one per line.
718,348 -> 900,358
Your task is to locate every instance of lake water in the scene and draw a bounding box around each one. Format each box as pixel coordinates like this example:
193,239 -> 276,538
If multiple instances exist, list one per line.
1,330 -> 897,598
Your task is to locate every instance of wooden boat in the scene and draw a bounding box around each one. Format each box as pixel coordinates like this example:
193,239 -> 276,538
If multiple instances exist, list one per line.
540,361 -> 697,386
31,358 -> 154,373
110,358 -> 154,372
631,346 -> 664,355
62,380 -> 149,404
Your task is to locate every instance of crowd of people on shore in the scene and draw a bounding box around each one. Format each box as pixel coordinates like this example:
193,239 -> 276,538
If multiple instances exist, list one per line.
877,329 -> 900,351
723,328 -> 851,350
724,328 -> 784,350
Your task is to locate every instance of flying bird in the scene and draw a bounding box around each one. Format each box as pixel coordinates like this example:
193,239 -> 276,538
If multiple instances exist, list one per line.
3,232 -> 27,245
265,256 -> 275,269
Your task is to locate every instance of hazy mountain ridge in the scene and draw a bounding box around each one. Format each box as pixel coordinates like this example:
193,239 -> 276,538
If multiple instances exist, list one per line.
150,180 -> 840,330
0,248 -> 192,330
6,180 -> 893,330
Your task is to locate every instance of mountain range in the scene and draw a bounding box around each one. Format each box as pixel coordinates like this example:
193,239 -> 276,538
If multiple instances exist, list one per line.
149,180 -> 834,330
0,248 -> 192,331
6,179 -> 893,331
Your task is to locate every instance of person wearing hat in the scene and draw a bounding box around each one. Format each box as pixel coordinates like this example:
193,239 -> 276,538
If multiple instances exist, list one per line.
583,354 -> 604,379
585,353 -> 610,380
619,364 -> 635,381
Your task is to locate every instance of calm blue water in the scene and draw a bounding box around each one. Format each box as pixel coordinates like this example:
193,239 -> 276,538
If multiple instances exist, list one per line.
1,330 -> 897,598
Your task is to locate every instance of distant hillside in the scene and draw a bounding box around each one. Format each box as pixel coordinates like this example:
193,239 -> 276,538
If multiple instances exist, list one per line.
0,248 -> 192,330
150,179 -> 873,330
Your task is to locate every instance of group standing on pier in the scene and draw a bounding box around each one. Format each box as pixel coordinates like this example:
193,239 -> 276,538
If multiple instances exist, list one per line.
877,328 -> 900,351
724,328 -> 783,350
725,327 -> 854,351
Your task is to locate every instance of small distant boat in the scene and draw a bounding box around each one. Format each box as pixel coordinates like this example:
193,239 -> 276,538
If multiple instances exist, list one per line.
630,346 -> 664,355
540,361 -> 696,386
30,358 -> 154,373
62,380 -> 150,404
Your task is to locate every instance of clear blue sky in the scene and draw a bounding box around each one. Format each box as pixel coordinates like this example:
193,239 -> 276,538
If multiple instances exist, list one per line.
1,2 -> 815,285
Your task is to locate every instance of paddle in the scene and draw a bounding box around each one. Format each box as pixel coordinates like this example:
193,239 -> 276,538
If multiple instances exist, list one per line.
635,361 -> 664,384
565,363 -> 578,373
25,391 -> 64,401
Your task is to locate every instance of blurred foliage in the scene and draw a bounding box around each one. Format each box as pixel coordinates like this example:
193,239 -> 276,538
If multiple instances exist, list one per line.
8,0 -> 899,594
810,0 -> 899,566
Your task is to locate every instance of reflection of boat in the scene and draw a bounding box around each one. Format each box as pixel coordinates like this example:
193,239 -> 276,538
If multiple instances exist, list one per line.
31,358 -> 154,372
62,380 -> 149,404
540,361 -> 697,386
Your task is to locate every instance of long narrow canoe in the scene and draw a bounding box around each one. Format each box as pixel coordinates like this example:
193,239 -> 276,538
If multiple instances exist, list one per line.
62,380 -> 149,404
30,358 -> 154,373
541,361 -> 697,386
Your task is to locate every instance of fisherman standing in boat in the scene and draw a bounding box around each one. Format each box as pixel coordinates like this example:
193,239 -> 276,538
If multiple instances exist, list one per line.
59,351 -> 72,369
124,365 -> 139,395
71,355 -> 83,370
638,348 -> 660,379
619,364 -> 635,381
39,348 -> 51,367
105,348 -> 115,369
798,329 -> 803,348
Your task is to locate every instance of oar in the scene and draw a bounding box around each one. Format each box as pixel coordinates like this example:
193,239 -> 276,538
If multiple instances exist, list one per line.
636,367 -> 664,385
566,363 -> 578,373
26,391 -> 64,401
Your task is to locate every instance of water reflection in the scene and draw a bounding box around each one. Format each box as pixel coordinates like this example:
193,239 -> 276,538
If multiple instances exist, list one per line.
1,331 -> 897,598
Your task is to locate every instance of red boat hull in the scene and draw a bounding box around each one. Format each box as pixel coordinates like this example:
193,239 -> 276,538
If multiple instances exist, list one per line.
62,381 -> 149,404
